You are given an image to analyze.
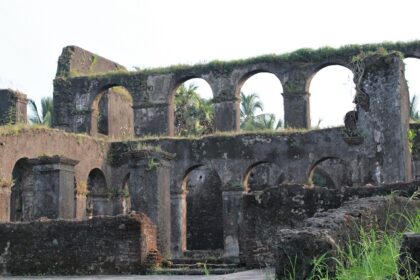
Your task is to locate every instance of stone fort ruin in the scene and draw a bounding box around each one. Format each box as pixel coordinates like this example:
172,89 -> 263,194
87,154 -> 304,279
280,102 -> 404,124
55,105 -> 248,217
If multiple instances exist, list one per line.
0,42 -> 420,278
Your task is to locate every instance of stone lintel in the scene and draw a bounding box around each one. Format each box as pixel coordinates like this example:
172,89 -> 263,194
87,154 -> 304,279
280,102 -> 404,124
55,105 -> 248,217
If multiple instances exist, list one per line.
28,155 -> 79,167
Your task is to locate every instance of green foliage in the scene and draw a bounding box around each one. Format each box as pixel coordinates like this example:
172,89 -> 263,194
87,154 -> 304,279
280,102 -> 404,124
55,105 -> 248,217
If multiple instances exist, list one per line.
28,97 -> 53,127
146,158 -> 160,171
240,92 -> 282,131
410,95 -> 420,122
175,84 -> 214,136
303,209 -> 420,280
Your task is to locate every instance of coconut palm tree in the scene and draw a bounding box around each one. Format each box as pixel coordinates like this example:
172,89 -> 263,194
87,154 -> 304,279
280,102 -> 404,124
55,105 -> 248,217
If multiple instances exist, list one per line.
175,84 -> 214,136
28,96 -> 53,127
240,92 -> 282,131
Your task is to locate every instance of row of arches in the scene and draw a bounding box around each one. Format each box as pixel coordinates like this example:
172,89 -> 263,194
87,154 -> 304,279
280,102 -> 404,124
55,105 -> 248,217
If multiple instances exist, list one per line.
89,58 -> 420,137
178,157 -> 351,251
9,162 -> 131,222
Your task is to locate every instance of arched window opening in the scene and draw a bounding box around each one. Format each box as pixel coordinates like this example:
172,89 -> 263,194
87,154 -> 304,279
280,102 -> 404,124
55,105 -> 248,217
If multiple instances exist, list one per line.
404,58 -> 420,121
10,158 -> 31,222
309,66 -> 356,128
239,73 -> 284,131
180,166 -> 223,251
87,168 -> 109,217
173,78 -> 214,136
91,86 -> 134,138
308,158 -> 352,188
243,162 -> 282,192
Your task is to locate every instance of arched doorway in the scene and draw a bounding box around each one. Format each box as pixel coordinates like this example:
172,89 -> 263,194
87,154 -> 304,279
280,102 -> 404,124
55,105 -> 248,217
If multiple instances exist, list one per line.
114,173 -> 131,215
10,158 -> 31,221
181,166 -> 224,251
243,162 -> 282,192
86,168 -> 109,217
91,85 -> 134,137
308,158 -> 352,188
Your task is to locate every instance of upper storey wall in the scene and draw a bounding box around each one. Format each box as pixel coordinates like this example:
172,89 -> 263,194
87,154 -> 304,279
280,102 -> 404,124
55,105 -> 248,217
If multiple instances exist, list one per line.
55,46 -> 127,78
52,41 -> 420,137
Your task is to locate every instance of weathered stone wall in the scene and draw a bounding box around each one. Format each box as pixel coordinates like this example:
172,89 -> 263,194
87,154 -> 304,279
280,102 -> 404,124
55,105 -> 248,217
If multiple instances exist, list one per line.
0,89 -> 27,125
240,181 -> 420,268
0,213 -> 158,275
274,196 -> 420,280
53,42 -> 420,136
0,128 -> 109,221
55,45 -> 126,78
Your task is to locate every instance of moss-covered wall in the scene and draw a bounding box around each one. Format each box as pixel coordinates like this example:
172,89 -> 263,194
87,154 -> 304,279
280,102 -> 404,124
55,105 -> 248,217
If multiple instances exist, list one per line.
53,41 -> 420,136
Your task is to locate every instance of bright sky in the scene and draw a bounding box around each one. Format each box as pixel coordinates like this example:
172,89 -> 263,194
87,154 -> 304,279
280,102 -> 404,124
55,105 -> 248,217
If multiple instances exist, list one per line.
1,0 -> 420,127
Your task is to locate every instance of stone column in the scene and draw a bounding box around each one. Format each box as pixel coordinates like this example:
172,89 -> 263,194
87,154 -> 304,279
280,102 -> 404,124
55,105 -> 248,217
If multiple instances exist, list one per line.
356,54 -> 412,183
282,91 -> 310,129
170,191 -> 187,258
0,187 -> 11,222
28,156 -> 79,220
75,194 -> 87,220
214,99 -> 240,132
133,103 -> 171,136
127,149 -> 174,257
222,187 -> 243,259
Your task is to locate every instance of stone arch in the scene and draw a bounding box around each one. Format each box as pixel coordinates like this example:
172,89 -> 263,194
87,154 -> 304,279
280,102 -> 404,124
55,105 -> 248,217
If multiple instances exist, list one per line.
179,165 -> 224,251
306,63 -> 356,128
86,168 -> 109,217
235,70 -> 284,131
169,76 -> 215,136
308,157 -> 352,188
242,161 -> 283,192
10,158 -> 31,222
90,84 -> 134,137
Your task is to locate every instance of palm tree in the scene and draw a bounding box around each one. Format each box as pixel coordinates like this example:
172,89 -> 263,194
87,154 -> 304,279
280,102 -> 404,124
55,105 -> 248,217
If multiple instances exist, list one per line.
28,96 -> 53,127
240,92 -> 263,125
240,92 -> 282,131
175,84 -> 214,136
410,95 -> 420,121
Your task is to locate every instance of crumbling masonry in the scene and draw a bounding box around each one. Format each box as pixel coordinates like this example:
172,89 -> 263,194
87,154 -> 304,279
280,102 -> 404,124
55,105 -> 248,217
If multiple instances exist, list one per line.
0,42 -> 420,277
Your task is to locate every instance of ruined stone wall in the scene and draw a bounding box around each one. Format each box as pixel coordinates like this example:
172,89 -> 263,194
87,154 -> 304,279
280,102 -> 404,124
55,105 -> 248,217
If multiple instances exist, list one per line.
274,196 -> 420,280
240,181 -> 420,268
53,42 -> 420,136
0,89 -> 27,125
0,128 -> 110,221
0,128 -> 108,185
0,213 -> 158,275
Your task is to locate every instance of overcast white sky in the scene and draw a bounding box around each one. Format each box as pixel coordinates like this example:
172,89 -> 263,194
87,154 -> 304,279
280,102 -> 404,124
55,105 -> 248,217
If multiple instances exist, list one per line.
1,0 -> 420,127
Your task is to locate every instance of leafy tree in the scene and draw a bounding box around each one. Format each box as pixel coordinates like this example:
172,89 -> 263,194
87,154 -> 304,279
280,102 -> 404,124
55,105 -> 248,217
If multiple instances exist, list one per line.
410,95 -> 420,121
28,96 -> 53,127
175,84 -> 214,136
240,92 -> 282,131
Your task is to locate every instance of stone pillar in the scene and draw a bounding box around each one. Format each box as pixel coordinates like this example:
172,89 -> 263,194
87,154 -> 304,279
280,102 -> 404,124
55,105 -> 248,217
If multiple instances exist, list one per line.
0,187 -> 11,222
170,191 -> 187,258
133,103 -> 171,136
127,149 -> 174,257
0,89 -> 28,125
222,188 -> 243,259
282,91 -> 310,129
75,194 -> 87,220
214,99 -> 240,132
28,156 -> 79,220
356,54 -> 412,183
